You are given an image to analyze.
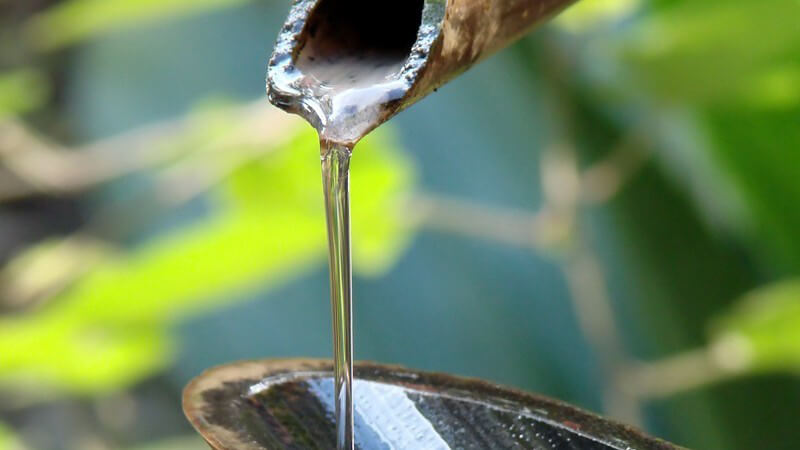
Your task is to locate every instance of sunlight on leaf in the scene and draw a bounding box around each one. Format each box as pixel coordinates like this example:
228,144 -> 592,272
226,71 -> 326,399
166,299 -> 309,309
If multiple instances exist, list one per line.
26,0 -> 252,50
0,422 -> 26,450
710,280 -> 800,373
620,0 -> 800,104
350,130 -> 416,275
737,65 -> 800,109
225,125 -> 416,276
0,423 -> 27,450
55,211 -> 327,324
556,0 -> 639,32
0,69 -> 49,118
1,318 -> 172,395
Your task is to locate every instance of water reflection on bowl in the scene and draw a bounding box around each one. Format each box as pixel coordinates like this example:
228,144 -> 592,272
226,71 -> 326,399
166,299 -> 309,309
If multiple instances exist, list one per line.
183,360 -> 678,450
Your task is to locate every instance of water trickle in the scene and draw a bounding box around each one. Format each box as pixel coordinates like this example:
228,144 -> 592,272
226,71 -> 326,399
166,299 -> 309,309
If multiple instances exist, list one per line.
321,140 -> 354,448
267,1 -> 426,447
267,0 -> 425,144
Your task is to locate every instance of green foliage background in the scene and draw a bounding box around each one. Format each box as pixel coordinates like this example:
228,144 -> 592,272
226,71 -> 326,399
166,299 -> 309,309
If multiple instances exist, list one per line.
0,0 -> 798,448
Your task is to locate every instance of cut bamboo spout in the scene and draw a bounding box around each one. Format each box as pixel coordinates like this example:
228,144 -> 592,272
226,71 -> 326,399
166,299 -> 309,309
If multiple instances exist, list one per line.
267,0 -> 578,143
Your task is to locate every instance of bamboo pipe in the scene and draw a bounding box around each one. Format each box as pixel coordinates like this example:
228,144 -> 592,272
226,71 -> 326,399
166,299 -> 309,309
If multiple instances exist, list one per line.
266,0 -> 578,142
403,0 -> 578,103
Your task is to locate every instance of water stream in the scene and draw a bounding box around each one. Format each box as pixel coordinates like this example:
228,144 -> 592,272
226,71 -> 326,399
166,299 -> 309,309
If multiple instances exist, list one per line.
267,12 -> 418,450
320,140 -> 355,448
265,0 -> 432,446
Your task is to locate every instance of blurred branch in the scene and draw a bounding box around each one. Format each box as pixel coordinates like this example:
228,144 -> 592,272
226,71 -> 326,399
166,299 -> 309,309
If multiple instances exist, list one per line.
563,129 -> 655,420
415,135 -> 651,424
541,141 -> 644,426
81,105 -> 297,236
581,128 -> 653,204
2,100 -> 649,312
619,349 -> 736,399
423,31 -> 657,422
0,103 -> 298,311
329,119 -> 800,405
0,102 -> 294,202
414,193 -> 569,252
0,236 -> 114,313
415,126 -> 652,252
561,239 -> 640,420
0,118 -> 155,200
536,31 -> 651,424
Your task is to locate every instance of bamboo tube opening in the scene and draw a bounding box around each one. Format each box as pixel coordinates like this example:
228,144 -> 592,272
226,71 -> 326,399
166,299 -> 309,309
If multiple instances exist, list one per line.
267,0 -> 579,142
296,0 -> 425,78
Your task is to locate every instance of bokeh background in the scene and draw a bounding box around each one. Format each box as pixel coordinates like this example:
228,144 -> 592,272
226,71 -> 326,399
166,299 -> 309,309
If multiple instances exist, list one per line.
1,0 -> 799,448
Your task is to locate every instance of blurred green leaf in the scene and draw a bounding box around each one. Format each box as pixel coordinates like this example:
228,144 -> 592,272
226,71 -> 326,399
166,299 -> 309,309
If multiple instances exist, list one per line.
225,126 -> 416,276
0,69 -> 49,118
710,280 -> 800,373
704,108 -> 800,270
736,65 -> 800,109
1,320 -> 172,395
350,131 -> 417,275
563,1 -> 800,446
0,117 -> 416,396
620,0 -> 800,104
0,423 -> 22,450
0,422 -> 25,450
26,0 -> 251,50
556,0 -> 639,32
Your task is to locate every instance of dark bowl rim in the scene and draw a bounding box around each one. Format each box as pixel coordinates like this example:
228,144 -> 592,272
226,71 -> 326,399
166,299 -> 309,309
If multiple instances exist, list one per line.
183,358 -> 682,450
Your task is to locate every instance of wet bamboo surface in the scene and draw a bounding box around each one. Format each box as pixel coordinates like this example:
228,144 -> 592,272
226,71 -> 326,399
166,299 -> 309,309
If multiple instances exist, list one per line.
404,0 -> 579,104
267,0 -> 579,144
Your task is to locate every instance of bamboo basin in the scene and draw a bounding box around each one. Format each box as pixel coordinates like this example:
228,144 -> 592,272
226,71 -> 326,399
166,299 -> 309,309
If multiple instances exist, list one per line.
183,359 -> 680,449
